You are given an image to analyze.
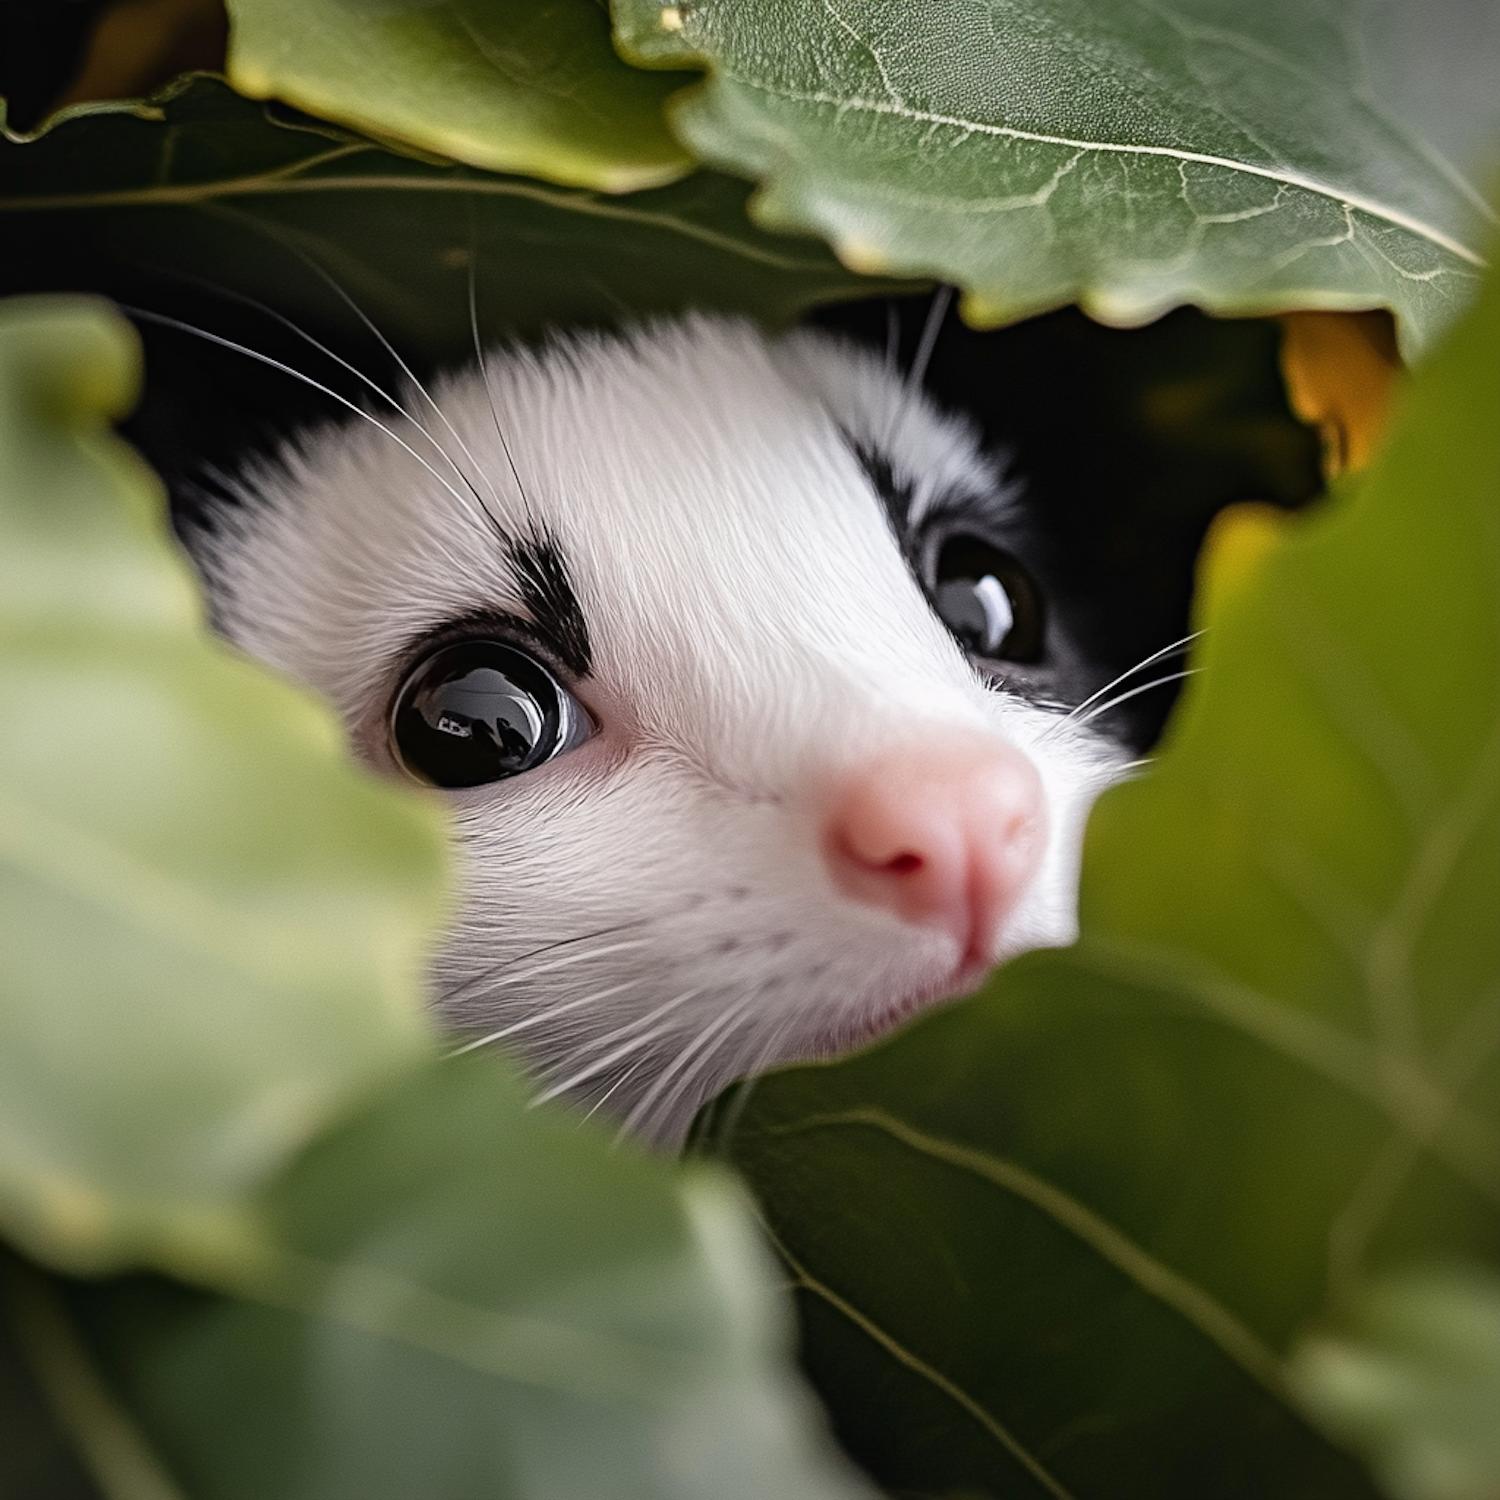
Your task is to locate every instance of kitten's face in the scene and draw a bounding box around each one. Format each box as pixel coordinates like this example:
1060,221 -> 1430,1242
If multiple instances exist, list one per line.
191,318 -> 1123,1144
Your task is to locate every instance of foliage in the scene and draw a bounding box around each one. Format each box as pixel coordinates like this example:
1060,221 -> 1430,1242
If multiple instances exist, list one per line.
614,0 -> 1500,357
0,76 -> 898,368
0,295 -> 441,1276
0,3 -> 1496,1497
1293,1262 -> 1500,1500
225,0 -> 698,191
0,296 -> 871,1500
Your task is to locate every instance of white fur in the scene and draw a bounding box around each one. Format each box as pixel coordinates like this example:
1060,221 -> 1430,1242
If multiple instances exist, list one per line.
191,318 -> 1124,1144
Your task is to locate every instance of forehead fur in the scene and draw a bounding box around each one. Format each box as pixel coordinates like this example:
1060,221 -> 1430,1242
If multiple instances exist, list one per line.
197,317 -> 1011,757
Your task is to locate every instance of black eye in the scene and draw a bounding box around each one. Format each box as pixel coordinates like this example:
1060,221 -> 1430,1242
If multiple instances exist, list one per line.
391,640 -> 591,788
932,534 -> 1044,663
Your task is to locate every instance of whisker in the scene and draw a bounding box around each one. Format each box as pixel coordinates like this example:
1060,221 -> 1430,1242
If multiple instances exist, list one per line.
467,214 -> 531,519
529,985 -> 706,1107
440,918 -> 651,1006
269,238 -> 507,522
124,307 -> 480,519
618,987 -> 765,1138
449,933 -> 658,1000
1073,668 -> 1197,727
148,270 -> 420,431
481,918 -> 650,980
1064,630 -> 1203,724
907,284 -> 954,398
579,1050 -> 657,1124
445,976 -> 644,1056
884,284 -> 953,451
646,1016 -> 763,1140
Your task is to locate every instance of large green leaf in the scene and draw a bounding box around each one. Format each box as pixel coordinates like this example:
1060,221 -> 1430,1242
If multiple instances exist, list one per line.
4,1058 -> 875,1500
693,220 -> 1500,1493
225,0 -> 697,192
0,77 -> 906,370
613,0 -> 1500,355
0,294 -> 445,1277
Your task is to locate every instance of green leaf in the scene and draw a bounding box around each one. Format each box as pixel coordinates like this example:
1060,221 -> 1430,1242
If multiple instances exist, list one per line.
1292,1262 -> 1500,1500
0,77 -> 909,368
0,293 -> 872,1499
0,294 -> 446,1276
4,1057 -> 875,1500
613,0 -> 1500,355
694,211 -> 1500,1493
225,0 -> 698,193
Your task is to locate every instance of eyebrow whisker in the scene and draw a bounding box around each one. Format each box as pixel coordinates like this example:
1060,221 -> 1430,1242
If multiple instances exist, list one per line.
124,307 -> 488,525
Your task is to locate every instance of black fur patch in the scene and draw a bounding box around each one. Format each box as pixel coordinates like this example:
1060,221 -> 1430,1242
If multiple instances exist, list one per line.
851,441 -> 916,540
505,526 -> 592,679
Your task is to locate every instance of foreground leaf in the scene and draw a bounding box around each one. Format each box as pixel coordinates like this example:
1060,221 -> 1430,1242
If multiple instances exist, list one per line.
614,0 -> 1500,355
1292,1263 -> 1500,1500
5,1057 -> 874,1500
696,214 -> 1500,1495
0,293 -> 872,1499
226,0 -> 697,192
0,77 -> 904,370
0,295 -> 445,1275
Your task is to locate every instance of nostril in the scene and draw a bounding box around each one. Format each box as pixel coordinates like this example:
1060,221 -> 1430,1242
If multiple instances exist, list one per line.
821,734 -> 1047,968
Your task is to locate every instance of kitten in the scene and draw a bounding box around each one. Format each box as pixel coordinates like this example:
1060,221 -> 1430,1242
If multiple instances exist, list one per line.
180,315 -> 1126,1145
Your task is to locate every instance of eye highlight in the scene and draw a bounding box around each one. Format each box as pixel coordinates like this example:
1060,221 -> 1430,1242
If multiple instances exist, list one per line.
391,640 -> 591,788
931,534 -> 1044,663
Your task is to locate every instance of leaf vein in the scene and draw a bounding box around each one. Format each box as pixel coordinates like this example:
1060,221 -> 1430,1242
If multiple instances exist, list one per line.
715,76 -> 1487,266
0,174 -> 841,273
768,1107 -> 1290,1399
764,1226 -> 1079,1500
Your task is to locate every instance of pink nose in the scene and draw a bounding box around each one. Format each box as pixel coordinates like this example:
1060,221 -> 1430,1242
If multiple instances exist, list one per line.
822,735 -> 1047,972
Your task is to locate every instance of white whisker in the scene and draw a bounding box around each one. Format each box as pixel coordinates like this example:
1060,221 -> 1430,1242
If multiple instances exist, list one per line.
441,920 -> 652,1006
480,934 -> 657,992
278,244 -> 507,521
619,986 -> 766,1138
886,284 -> 953,453
1063,630 -> 1202,725
124,308 -> 482,520
529,985 -> 707,1107
907,285 -> 953,398
445,976 -> 644,1055
467,231 -> 531,519
1073,668 -> 1197,727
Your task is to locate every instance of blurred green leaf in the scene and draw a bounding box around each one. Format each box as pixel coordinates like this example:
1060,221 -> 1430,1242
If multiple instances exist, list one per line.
0,294 -> 446,1276
696,208 -> 1500,1495
4,1057 -> 875,1500
1293,1262 -> 1500,1500
0,77 -> 908,368
614,0 -> 1500,355
225,0 -> 697,192
0,292 -> 873,1499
